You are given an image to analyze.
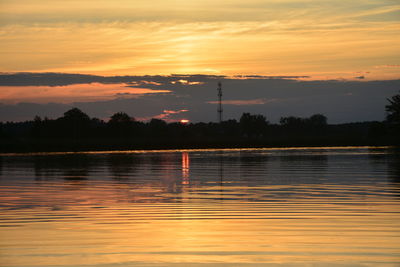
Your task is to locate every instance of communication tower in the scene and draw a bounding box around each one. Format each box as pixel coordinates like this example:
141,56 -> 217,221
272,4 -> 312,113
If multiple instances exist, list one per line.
217,82 -> 223,123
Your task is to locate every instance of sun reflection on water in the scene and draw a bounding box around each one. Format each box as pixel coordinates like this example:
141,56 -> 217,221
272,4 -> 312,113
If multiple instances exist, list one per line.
182,152 -> 190,185
0,147 -> 399,266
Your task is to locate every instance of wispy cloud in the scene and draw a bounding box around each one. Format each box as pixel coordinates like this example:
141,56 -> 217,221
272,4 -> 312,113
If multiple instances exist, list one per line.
0,83 -> 170,104
171,80 -> 204,85
1,1 -> 399,79
148,109 -> 189,122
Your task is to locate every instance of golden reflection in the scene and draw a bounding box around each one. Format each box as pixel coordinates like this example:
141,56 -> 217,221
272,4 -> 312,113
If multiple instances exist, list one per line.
182,152 -> 190,185
2,196 -> 400,266
1,148 -> 400,266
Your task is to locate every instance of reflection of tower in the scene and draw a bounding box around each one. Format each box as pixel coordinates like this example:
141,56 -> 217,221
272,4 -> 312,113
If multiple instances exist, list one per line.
182,152 -> 190,185
219,154 -> 223,185
219,153 -> 224,200
217,82 -> 223,123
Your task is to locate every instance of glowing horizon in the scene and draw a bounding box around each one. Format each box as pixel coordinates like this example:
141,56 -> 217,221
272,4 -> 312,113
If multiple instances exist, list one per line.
0,0 -> 399,80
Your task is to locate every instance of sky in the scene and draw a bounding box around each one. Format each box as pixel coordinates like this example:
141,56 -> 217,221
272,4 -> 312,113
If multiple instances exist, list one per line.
0,0 -> 399,123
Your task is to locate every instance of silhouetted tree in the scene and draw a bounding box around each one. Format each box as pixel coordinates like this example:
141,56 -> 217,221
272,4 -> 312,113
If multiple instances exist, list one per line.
240,113 -> 269,137
220,119 -> 240,137
168,122 -> 190,139
63,108 -> 90,122
149,118 -> 167,128
281,114 -> 327,131
109,112 -> 133,124
280,116 -> 305,129
148,118 -> 168,137
31,116 -> 42,138
108,112 -> 135,138
1,106 -> 399,153
368,121 -> 387,141
386,91 -> 400,124
58,108 -> 91,138
0,122 -> 4,138
308,114 -> 327,128
308,114 -> 328,135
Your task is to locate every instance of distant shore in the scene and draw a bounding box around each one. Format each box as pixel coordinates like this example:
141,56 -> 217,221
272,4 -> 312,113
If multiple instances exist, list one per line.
1,135 -> 398,154
0,145 -> 396,157
1,108 -> 398,153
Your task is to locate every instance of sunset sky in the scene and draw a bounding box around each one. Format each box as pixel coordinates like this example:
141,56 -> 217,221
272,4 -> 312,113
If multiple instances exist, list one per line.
0,0 -> 399,122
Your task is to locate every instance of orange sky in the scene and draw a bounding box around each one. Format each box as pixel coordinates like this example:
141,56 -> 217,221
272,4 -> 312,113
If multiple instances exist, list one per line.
0,83 -> 170,104
0,0 -> 399,80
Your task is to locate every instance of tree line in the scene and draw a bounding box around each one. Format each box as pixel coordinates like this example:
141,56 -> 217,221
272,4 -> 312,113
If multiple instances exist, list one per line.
0,91 -> 399,152
1,109 -> 328,139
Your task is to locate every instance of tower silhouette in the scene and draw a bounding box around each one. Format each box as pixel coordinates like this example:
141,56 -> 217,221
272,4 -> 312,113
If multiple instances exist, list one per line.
217,82 -> 223,123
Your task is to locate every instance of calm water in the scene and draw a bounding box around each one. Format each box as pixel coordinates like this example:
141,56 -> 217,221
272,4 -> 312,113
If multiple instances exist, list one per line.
0,147 -> 399,267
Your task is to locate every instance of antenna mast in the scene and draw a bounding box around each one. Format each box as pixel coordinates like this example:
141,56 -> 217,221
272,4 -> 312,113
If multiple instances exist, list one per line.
217,82 -> 223,123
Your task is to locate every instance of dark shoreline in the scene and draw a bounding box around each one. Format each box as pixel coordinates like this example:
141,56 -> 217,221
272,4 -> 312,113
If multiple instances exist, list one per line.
1,108 -> 398,153
0,145 -> 395,157
1,136 -> 398,154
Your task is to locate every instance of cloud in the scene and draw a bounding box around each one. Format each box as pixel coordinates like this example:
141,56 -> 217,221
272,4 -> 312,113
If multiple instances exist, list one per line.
1,73 -> 399,124
0,82 -> 171,104
163,109 -> 189,114
0,73 -> 222,87
1,0 -> 399,25
171,80 -> 204,85
144,109 -> 189,122
140,80 -> 163,86
232,75 -> 309,80
1,16 -> 399,79
1,1 -> 399,122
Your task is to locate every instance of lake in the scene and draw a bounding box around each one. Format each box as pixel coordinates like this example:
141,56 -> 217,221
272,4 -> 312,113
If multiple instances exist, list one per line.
1,147 -> 399,266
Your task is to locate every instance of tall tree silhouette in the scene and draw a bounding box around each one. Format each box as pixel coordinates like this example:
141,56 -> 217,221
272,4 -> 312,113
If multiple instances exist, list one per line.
148,119 -> 168,137
308,114 -> 327,133
108,112 -> 135,137
59,108 -> 91,138
109,112 -> 132,124
308,114 -> 327,128
386,91 -> 400,124
280,116 -> 305,129
240,113 -> 269,137
63,108 -> 90,122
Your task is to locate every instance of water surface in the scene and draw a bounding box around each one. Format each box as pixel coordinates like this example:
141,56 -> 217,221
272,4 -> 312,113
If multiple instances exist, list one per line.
1,147 -> 400,266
